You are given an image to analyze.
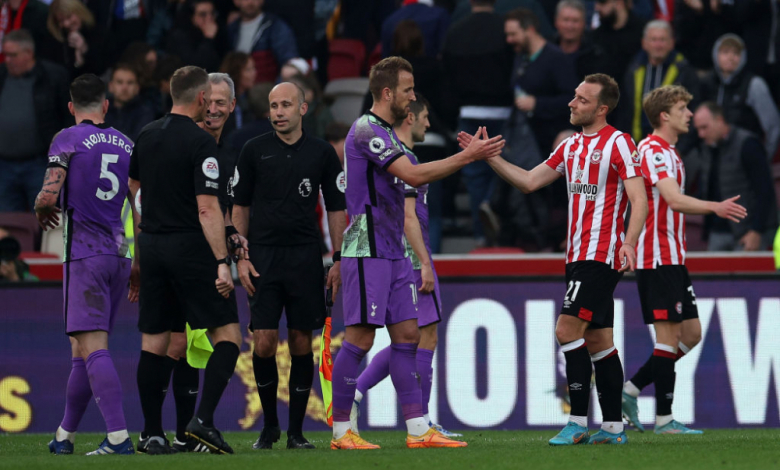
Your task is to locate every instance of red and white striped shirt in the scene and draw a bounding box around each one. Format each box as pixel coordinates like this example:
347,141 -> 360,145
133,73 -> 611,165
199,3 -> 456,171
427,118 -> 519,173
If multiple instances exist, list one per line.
636,134 -> 686,268
545,125 -> 642,268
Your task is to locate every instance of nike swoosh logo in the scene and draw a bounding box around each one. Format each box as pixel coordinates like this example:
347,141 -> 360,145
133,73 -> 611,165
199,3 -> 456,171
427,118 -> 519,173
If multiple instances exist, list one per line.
188,390 -> 198,395
295,387 -> 311,393
257,381 -> 275,388
261,155 -> 276,160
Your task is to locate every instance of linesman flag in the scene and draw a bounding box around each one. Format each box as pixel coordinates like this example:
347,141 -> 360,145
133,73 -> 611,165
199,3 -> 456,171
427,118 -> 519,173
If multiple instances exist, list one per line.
319,266 -> 334,426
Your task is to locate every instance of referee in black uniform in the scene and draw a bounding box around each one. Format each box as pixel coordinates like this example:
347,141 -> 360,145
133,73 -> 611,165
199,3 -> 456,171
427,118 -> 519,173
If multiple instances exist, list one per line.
128,66 -> 242,455
232,82 -> 347,450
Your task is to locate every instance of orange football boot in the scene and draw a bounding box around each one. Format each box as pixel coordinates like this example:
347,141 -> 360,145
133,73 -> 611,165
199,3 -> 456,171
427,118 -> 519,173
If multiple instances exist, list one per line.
406,428 -> 468,448
330,430 -> 381,450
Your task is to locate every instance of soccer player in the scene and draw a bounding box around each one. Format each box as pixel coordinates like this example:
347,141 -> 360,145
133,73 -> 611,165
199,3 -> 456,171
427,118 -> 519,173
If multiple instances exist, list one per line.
231,81 -> 347,450
460,73 -> 648,445
350,94 -> 460,438
37,74 -> 135,455
621,85 -> 746,433
331,56 -> 504,450
129,66 -> 242,455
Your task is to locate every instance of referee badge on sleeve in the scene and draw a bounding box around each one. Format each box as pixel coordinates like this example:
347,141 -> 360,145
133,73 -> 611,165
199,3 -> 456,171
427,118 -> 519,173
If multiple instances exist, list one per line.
202,157 -> 219,179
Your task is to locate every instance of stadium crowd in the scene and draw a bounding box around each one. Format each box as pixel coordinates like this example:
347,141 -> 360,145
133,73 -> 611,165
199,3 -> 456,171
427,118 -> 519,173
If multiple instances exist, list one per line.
1,0 -> 779,274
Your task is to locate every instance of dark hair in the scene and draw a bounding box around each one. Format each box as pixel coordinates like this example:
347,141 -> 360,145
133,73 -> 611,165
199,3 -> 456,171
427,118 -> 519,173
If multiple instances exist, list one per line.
70,74 -> 106,110
3,29 -> 34,53
471,0 -> 497,6
119,42 -> 156,88
408,92 -> 430,117
169,65 -> 209,104
111,62 -> 138,81
220,52 -> 252,92
583,73 -> 620,114
697,101 -> 725,119
369,56 -> 414,101
392,19 -> 425,57
324,121 -> 351,143
247,82 -> 274,117
154,54 -> 184,85
505,8 -> 539,32
177,0 -> 216,29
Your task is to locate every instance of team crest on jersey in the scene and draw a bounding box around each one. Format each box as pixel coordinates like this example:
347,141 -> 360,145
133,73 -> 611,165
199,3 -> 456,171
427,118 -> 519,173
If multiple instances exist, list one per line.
299,178 -> 312,197
590,149 -> 602,164
202,157 -> 219,179
676,302 -> 683,314
336,171 -> 346,193
369,137 -> 386,154
653,153 -> 665,165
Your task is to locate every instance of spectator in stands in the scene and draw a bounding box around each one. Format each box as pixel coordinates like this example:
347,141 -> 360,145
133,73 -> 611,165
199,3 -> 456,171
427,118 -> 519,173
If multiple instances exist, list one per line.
0,230 -> 36,282
443,0 -> 513,246
151,53 -> 182,117
146,0 -> 186,50
105,63 -> 156,142
46,0 -> 107,77
227,0 -> 299,81
288,73 -> 333,139
0,29 -> 70,212
450,0 -> 555,39
0,0 -> 51,63
83,0 -> 149,63
265,0 -> 316,60
165,0 -> 229,72
553,0 -> 608,82
673,0 -> 738,71
701,34 -> 780,160
119,41 -> 159,112
220,51 -> 257,129
690,102 -> 777,251
591,0 -> 646,87
734,0 -> 780,103
324,121 -> 350,165
339,0 -> 396,53
617,20 -> 699,145
225,81 -> 274,152
381,0 -> 450,59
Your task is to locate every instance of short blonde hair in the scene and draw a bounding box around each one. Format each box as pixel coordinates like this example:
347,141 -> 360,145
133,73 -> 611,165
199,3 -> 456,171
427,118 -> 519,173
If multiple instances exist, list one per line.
47,0 -> 95,42
642,85 -> 693,129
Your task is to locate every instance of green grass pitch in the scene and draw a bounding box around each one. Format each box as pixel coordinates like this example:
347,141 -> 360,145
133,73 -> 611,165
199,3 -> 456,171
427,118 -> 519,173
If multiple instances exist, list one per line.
1,430 -> 778,470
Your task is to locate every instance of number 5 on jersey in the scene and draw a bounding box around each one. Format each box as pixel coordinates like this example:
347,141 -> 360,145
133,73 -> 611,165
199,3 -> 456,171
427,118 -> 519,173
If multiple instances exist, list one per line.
97,153 -> 120,201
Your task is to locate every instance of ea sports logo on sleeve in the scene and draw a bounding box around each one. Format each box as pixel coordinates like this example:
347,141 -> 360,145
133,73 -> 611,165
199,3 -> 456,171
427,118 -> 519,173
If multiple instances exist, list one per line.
202,157 -> 219,180
369,137 -> 386,154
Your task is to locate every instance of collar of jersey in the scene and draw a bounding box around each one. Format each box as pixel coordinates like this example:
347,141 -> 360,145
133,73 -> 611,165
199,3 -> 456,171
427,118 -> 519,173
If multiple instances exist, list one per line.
368,111 -> 393,131
80,119 -> 111,129
272,129 -> 307,151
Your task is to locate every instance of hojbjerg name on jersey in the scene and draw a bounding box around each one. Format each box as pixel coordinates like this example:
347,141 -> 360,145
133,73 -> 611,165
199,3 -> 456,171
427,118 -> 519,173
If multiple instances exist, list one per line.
81,132 -> 133,153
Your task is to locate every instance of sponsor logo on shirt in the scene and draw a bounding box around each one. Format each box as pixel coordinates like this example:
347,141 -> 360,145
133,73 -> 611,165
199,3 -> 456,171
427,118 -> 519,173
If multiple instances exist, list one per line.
629,150 -> 641,167
569,182 -> 599,201
202,157 -> 219,179
378,148 -> 394,161
369,137 -> 386,154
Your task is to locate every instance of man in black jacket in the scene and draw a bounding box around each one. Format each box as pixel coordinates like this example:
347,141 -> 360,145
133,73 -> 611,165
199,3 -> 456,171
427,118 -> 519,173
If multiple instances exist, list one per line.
0,29 -> 71,211
106,64 -> 156,142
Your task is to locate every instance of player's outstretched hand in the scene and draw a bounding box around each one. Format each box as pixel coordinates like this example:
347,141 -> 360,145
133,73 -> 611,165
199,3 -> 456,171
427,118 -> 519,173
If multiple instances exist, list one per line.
237,259 -> 259,296
618,243 -> 637,273
128,260 -> 140,302
419,263 -> 434,294
326,260 -> 342,302
461,127 -> 504,161
715,195 -> 747,223
216,263 -> 234,298
35,206 -> 61,231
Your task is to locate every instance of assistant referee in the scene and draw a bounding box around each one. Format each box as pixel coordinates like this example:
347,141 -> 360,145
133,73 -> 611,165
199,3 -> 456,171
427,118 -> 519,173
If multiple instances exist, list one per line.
128,66 -> 242,455
232,82 -> 347,450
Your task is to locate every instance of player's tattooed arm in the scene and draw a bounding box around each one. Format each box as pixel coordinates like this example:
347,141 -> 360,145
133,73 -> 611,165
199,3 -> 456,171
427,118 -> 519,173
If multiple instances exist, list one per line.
34,167 -> 67,230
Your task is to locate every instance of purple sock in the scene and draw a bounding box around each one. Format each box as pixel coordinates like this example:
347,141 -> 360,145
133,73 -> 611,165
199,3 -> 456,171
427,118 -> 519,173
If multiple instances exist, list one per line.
60,357 -> 93,433
356,346 -> 391,397
332,341 -> 367,422
86,350 -> 127,433
390,343 -> 423,420
416,348 -> 434,416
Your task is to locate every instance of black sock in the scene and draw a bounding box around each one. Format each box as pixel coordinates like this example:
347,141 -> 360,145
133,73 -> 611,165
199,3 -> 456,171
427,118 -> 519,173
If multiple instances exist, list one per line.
651,350 -> 676,416
252,353 -> 279,428
137,351 -> 175,437
593,351 -> 624,423
629,354 -> 653,390
563,342 -> 592,418
288,352 -> 314,437
173,359 -> 199,441
196,341 -> 239,428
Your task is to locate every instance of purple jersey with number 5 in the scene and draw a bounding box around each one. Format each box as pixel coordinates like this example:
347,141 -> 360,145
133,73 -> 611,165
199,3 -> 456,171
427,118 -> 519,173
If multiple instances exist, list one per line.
47,121 -> 132,261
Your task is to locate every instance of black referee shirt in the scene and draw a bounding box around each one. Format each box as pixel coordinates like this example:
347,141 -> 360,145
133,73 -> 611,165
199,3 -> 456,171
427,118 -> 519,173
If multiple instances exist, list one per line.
129,113 -> 221,234
232,130 -> 346,246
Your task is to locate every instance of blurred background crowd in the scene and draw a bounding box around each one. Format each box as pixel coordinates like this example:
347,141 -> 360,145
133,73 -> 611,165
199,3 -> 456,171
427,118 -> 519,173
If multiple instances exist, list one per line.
1,0 -> 779,281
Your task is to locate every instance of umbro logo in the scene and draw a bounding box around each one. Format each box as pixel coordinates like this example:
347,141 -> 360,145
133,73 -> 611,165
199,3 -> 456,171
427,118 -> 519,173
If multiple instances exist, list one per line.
570,383 -> 583,391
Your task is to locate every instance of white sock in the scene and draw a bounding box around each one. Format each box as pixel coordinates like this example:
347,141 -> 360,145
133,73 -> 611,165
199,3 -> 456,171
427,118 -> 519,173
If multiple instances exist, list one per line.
406,417 -> 430,436
354,390 -> 363,404
568,415 -> 587,428
107,430 -> 130,445
624,381 -> 641,398
333,421 -> 351,439
602,421 -> 623,434
424,413 -> 431,424
678,342 -> 690,355
56,426 -> 75,444
656,414 -> 673,427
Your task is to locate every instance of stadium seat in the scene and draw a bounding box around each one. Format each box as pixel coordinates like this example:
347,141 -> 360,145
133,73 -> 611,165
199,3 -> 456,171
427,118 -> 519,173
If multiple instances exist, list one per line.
328,38 -> 366,80
367,43 -> 382,72
324,77 -> 370,125
0,212 -> 41,252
